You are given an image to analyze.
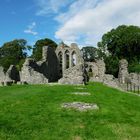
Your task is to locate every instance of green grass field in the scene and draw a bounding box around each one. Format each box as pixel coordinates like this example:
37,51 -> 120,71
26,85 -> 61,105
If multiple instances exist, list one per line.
0,83 -> 140,140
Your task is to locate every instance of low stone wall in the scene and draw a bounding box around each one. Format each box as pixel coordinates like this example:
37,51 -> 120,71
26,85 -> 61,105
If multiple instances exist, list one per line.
103,74 -> 119,88
128,73 -> 140,86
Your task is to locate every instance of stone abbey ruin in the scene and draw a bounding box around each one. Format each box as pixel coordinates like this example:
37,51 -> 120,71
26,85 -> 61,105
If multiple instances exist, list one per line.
0,43 -> 140,91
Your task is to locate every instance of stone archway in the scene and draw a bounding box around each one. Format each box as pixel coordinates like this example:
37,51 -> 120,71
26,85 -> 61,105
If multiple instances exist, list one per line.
71,51 -> 76,67
65,50 -> 70,69
58,51 -> 63,77
88,67 -> 93,78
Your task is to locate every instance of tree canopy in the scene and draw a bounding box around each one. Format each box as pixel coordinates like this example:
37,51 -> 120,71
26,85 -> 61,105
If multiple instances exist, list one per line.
98,25 -> 140,76
0,39 -> 31,71
98,25 -> 140,62
32,38 -> 57,61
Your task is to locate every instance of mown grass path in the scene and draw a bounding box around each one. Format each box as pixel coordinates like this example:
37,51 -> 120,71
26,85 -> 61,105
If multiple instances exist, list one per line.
0,83 -> 140,140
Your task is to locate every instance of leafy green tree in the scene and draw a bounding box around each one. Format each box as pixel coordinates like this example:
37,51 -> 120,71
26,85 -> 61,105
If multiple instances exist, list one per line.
128,58 -> 140,73
32,38 -> 57,61
98,25 -> 140,76
104,56 -> 119,77
98,25 -> 140,62
0,39 -> 31,71
81,46 -> 98,62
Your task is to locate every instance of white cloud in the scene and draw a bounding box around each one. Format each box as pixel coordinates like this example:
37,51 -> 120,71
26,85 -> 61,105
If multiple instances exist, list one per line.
35,0 -> 74,15
24,22 -> 38,35
55,0 -> 140,47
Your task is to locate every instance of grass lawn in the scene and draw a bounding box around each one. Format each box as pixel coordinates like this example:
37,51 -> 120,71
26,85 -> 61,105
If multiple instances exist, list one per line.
0,82 -> 140,140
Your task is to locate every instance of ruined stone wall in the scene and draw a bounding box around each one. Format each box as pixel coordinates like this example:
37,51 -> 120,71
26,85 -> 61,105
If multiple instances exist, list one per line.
20,46 -> 59,84
3,44 -> 138,87
59,64 -> 84,85
118,59 -> 140,86
20,58 -> 48,84
5,65 -> 20,82
42,46 -> 48,60
56,43 -> 84,78
85,59 -> 120,88
103,74 -> 119,88
129,73 -> 140,86
20,59 -> 48,84
85,59 -> 105,82
0,65 -> 20,86
118,59 -> 129,84
40,46 -> 59,82
56,43 -> 85,85
0,66 -> 5,82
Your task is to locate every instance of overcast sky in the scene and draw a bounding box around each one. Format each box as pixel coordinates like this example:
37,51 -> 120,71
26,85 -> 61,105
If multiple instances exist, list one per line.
0,0 -> 140,48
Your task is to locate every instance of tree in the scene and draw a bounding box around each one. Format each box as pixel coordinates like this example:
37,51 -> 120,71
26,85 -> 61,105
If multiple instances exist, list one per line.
0,39 -> 31,71
98,25 -> 140,62
81,46 -> 98,62
32,38 -> 57,61
104,56 -> 119,77
98,25 -> 140,76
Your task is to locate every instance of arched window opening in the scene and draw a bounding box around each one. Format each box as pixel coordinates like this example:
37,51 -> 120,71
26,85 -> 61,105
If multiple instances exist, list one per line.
65,50 -> 70,69
88,66 -> 93,78
58,52 -> 63,77
72,51 -> 76,66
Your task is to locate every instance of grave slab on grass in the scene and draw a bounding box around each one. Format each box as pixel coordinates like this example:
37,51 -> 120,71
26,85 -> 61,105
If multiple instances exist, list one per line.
62,102 -> 99,111
75,87 -> 86,90
71,92 -> 91,95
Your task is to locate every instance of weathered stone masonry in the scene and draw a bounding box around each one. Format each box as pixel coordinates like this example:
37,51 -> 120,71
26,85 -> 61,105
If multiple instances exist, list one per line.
0,42 -> 139,89
56,43 -> 85,84
20,46 -> 59,84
